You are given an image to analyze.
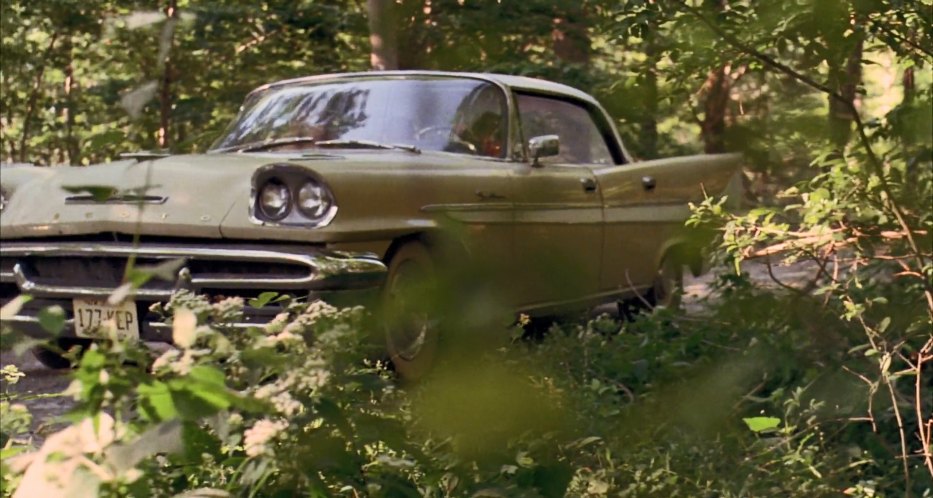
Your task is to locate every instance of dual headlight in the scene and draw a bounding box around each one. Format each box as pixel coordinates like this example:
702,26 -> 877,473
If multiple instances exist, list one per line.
252,165 -> 336,226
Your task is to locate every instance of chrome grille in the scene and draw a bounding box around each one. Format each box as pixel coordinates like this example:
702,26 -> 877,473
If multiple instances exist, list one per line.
0,242 -> 328,300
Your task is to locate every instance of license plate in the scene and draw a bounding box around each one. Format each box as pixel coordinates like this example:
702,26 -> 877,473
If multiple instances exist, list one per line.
72,299 -> 140,341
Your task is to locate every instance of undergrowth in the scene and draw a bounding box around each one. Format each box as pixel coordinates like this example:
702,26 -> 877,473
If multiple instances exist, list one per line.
2,270 -> 929,496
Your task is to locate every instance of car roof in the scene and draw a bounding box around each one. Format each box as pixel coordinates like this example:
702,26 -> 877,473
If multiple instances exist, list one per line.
247,70 -> 599,106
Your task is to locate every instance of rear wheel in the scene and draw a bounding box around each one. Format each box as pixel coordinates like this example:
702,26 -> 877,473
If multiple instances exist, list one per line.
383,242 -> 438,380
648,255 -> 684,309
31,338 -> 91,369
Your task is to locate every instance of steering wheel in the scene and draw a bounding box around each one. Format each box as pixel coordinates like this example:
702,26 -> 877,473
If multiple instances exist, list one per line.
414,124 -> 454,141
414,125 -> 477,154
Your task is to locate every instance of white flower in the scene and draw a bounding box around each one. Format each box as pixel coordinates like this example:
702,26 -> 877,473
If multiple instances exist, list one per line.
304,300 -> 337,318
253,383 -> 278,400
151,349 -> 180,373
77,413 -> 116,454
255,328 -> 303,348
296,367 -> 330,392
269,391 -> 301,417
263,312 -> 291,335
172,350 -> 196,376
63,380 -> 83,399
227,412 -> 244,427
243,418 -> 288,458
173,309 -> 198,348
211,296 -> 244,318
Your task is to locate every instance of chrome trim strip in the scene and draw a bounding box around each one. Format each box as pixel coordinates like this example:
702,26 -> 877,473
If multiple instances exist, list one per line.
1,242 -> 387,298
65,195 -> 168,205
602,204 -> 691,224
0,314 -> 264,332
515,202 -> 604,210
0,270 -> 13,283
421,203 -> 513,212
0,315 -> 75,327
602,200 -> 695,209
14,263 -> 174,299
516,285 -> 650,315
4,243 -> 325,266
148,321 -> 260,331
119,151 -> 170,161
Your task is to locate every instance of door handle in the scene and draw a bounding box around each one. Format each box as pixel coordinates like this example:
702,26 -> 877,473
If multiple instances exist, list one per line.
475,190 -> 505,201
580,177 -> 598,193
641,176 -> 656,191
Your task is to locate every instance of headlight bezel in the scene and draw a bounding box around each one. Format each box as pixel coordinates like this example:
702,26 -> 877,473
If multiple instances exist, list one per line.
250,164 -> 338,227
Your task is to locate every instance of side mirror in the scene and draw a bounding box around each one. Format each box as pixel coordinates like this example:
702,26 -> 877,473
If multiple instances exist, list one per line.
528,135 -> 559,167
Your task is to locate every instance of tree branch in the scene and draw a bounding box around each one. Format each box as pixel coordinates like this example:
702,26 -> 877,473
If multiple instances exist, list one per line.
682,4 -> 933,320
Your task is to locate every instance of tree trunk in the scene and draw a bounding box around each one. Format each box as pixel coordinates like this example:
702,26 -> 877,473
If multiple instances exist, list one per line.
698,0 -> 731,154
700,64 -> 731,154
19,33 -> 59,162
367,0 -> 398,70
639,35 -> 660,159
1,70 -> 14,162
902,66 -> 917,178
827,34 -> 863,148
158,0 -> 178,150
551,4 -> 590,64
903,66 -> 915,104
63,35 -> 78,164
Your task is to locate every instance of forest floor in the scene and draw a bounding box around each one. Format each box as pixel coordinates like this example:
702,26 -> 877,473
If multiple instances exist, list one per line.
1,258 -> 816,441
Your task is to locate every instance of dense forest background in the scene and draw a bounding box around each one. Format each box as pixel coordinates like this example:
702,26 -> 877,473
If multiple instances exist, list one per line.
1,1 -> 932,497
2,1 -> 928,176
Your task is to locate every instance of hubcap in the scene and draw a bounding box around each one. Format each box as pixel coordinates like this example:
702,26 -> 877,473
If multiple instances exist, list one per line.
385,260 -> 432,361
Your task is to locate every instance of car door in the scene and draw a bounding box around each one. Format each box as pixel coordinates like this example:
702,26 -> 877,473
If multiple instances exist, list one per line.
510,93 -> 616,310
595,154 -> 741,292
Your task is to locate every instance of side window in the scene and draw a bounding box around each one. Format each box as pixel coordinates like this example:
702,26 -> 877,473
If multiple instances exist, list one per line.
447,85 -> 507,158
516,93 -> 615,165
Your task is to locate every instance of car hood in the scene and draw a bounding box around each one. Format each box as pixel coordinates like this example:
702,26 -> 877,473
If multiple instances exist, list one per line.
0,150 -> 470,242
0,154 -> 280,240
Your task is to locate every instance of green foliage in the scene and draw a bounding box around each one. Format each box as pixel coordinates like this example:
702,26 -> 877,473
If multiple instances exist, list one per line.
2,1 -> 931,496
3,285 -> 931,496
0,0 -> 369,164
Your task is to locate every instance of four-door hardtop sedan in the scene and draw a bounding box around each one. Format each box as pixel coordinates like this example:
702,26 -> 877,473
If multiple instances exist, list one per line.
0,71 -> 740,374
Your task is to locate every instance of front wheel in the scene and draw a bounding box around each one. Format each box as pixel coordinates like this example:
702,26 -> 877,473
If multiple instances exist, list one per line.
383,242 -> 438,380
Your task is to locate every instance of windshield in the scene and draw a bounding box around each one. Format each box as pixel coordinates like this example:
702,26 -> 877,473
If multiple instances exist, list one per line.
210,77 -> 508,158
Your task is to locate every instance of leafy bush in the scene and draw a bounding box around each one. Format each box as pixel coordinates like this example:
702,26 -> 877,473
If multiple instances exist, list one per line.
3,277 -> 930,496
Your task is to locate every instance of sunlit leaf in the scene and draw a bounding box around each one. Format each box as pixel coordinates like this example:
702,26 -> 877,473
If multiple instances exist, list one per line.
84,130 -> 126,149
105,420 -> 183,473
61,185 -> 118,202
37,305 -> 65,335
743,416 -> 781,433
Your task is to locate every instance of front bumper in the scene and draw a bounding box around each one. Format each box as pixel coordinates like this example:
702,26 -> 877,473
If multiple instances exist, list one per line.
0,241 -> 386,341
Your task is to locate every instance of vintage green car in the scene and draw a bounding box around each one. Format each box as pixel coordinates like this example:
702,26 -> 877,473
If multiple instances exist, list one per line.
0,71 -> 739,373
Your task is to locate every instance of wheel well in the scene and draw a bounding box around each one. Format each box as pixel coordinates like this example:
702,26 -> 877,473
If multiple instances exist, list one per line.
383,231 -> 470,267
383,233 -> 428,265
660,242 -> 704,277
